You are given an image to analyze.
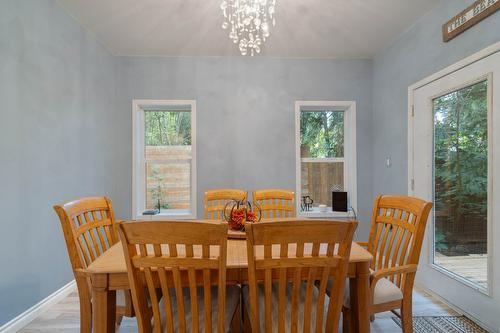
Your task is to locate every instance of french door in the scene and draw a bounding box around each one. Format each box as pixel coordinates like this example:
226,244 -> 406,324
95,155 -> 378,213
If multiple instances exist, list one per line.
409,46 -> 500,323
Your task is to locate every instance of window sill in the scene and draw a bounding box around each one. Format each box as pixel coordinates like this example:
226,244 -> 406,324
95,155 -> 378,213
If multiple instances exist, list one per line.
299,208 -> 351,219
134,211 -> 196,221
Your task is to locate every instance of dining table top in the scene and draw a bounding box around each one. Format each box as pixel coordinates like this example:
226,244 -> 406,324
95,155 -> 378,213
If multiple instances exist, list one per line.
86,239 -> 372,275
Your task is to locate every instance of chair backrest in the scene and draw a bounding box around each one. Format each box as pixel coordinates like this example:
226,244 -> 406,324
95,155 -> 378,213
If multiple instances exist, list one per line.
245,220 -> 357,333
54,197 -> 118,272
204,189 -> 247,219
367,195 -> 433,288
252,189 -> 296,219
118,221 -> 228,333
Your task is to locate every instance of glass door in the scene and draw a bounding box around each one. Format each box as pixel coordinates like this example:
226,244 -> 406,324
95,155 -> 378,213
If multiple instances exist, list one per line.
411,49 -> 499,303
432,79 -> 489,291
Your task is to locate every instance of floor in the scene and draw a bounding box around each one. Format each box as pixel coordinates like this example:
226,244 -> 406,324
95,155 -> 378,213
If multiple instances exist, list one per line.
19,287 -> 458,333
435,253 -> 488,289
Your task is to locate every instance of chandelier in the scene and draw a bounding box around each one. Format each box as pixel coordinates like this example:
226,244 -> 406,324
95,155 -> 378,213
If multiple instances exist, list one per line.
220,0 -> 277,56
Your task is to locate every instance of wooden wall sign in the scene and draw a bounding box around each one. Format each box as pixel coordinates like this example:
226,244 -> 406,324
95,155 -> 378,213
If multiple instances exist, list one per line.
443,0 -> 500,42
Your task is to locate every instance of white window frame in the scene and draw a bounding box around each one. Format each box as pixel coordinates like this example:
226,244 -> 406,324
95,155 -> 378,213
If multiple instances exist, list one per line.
295,101 -> 357,218
132,99 -> 197,220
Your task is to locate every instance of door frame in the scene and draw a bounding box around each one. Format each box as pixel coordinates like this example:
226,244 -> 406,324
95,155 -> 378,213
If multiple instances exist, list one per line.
408,41 -> 500,296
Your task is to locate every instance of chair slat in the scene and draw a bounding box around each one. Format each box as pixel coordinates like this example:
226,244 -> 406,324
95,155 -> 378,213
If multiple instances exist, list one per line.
203,269 -> 212,333
264,268 -> 273,332
76,215 -> 96,262
290,267 -> 301,333
245,220 -> 357,333
84,212 -> 101,257
204,189 -> 247,219
253,189 -> 296,219
118,221 -> 229,333
302,267 -> 316,333
144,267 -> 162,331
158,267 -> 175,332
188,268 -> 199,332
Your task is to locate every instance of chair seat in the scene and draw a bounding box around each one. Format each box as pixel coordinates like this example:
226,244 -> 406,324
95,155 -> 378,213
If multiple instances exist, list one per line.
158,285 -> 240,332
338,276 -> 403,308
242,282 -> 330,332
372,277 -> 403,305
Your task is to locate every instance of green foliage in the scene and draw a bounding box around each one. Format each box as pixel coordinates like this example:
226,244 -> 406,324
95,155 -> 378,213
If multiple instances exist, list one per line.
434,80 -> 488,249
300,111 -> 344,158
434,230 -> 448,252
145,111 -> 191,146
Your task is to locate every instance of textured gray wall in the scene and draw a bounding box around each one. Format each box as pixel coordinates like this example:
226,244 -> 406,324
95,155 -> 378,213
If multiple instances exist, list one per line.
0,0 -> 118,326
114,57 -> 374,239
0,2 -> 374,326
372,0 -> 500,196
7,0 -> 499,328
372,0 -> 500,330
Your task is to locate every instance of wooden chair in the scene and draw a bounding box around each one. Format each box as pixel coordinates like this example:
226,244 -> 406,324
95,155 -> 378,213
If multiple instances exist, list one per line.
252,189 -> 296,219
118,221 -> 241,333
204,189 -> 247,219
341,195 -> 433,333
244,220 -> 357,333
53,197 -> 134,333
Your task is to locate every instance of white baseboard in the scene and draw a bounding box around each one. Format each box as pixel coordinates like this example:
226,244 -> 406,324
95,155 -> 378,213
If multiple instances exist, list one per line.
415,282 -> 497,333
0,280 -> 76,333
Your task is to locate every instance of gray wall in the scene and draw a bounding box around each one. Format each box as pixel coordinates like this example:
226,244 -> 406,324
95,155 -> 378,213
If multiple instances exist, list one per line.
372,0 -> 500,196
372,0 -> 500,330
114,56 -> 374,239
8,0 -> 499,327
0,2 -> 374,326
0,0 -> 118,326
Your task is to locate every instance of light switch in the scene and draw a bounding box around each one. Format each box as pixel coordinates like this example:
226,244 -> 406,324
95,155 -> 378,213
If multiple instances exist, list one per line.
386,156 -> 392,168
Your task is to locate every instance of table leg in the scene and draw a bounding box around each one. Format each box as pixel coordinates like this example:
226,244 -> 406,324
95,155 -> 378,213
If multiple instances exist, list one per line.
350,261 -> 371,333
91,273 -> 116,333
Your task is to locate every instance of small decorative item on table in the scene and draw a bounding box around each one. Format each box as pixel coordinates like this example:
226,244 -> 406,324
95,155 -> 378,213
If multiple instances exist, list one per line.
223,200 -> 261,231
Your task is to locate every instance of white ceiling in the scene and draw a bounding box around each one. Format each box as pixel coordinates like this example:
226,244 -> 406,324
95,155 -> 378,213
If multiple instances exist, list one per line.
57,0 -> 440,58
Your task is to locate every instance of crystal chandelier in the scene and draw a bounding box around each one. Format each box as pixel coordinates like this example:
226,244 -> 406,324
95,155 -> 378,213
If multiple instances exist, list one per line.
220,0 -> 277,56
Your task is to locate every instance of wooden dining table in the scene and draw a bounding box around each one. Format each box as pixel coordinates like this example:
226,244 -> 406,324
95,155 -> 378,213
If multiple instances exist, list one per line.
87,222 -> 373,333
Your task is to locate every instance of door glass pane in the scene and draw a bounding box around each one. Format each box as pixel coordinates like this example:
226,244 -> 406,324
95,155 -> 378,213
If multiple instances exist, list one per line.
301,162 -> 344,206
433,80 -> 488,289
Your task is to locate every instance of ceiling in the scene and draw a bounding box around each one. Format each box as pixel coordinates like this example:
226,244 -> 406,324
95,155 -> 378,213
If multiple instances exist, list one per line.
57,0 -> 440,58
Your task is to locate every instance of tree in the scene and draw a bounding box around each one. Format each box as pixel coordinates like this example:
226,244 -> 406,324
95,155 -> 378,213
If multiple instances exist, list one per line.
300,111 -> 344,158
433,80 -> 488,253
145,111 -> 191,146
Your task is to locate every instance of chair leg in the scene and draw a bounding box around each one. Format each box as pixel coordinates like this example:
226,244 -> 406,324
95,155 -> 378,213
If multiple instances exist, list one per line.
76,277 -> 92,333
401,296 -> 413,333
116,314 -> 124,326
342,307 -> 351,333
243,304 -> 252,333
123,290 -> 135,317
231,302 -> 242,333
80,299 -> 92,333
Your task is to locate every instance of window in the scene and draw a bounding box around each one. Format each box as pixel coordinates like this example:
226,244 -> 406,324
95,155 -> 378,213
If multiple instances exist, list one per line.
133,100 -> 196,219
432,80 -> 489,290
295,101 -> 357,216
